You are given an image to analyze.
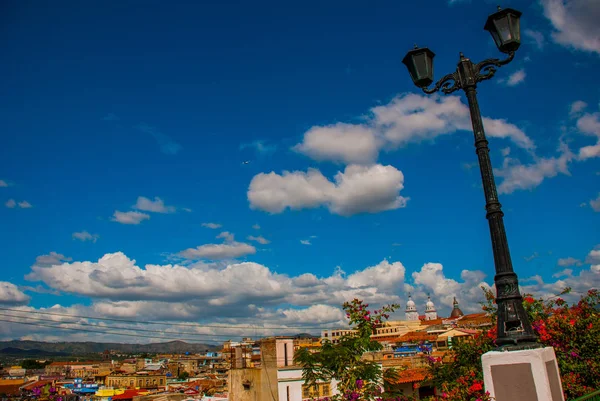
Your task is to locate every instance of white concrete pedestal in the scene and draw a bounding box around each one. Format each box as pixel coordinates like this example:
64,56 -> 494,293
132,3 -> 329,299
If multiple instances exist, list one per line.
481,346 -> 564,401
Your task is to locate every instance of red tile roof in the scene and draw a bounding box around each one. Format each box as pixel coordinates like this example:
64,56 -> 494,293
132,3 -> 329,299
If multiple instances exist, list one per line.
0,384 -> 23,396
387,368 -> 429,384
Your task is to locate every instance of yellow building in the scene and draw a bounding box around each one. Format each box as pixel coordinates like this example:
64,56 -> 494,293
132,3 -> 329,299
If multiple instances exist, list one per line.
105,373 -> 167,389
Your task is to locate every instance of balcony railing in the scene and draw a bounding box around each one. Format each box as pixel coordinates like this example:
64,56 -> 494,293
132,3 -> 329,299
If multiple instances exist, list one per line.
571,390 -> 600,401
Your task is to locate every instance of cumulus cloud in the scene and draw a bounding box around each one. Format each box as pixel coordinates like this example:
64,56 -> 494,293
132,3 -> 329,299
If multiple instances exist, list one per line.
202,222 -> 222,229
293,124 -> 381,165
495,141 -> 574,194
9,246 -> 600,341
293,94 -> 534,165
34,252 -> 72,267
247,235 -> 270,245
0,180 -> 8,187
248,164 -> 408,216
133,196 -> 176,213
300,239 -> 311,246
541,0 -> 600,55
111,210 -> 150,225
72,231 -> 99,243
0,282 -> 30,304
252,224 -> 261,230
5,199 -> 16,208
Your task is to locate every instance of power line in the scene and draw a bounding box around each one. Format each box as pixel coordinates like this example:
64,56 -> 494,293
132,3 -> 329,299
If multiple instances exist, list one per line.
0,312 -> 253,340
0,318 -> 224,343
0,306 -> 336,330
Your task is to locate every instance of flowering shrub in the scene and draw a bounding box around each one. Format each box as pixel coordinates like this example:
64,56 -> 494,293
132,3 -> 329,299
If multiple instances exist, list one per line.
523,288 -> 600,399
426,287 -> 599,400
295,299 -> 400,400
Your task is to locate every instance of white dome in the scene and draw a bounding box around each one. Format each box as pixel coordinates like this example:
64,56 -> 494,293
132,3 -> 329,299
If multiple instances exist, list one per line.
407,299 -> 416,307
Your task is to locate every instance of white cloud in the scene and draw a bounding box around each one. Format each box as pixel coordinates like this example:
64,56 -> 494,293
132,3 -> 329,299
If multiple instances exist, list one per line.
0,282 -> 30,304
0,180 -> 8,187
575,111 -> 600,160
202,222 -> 222,229
111,210 -> 150,225
590,193 -> 600,212
252,224 -> 261,230
501,147 -> 511,157
248,164 -> 408,216
179,241 -> 256,260
524,29 -> 546,49
5,199 -> 32,209
505,69 -> 526,86
293,123 -> 381,165
411,263 -> 491,314
495,141 -> 574,194
72,231 -> 100,243
216,231 -> 235,242
293,94 -> 534,165
247,235 -> 270,245
300,239 -> 311,245
34,252 -> 72,267
133,196 -> 176,213
541,0 -> 600,55
557,257 -> 582,267
569,100 -> 588,117
10,245 -> 600,341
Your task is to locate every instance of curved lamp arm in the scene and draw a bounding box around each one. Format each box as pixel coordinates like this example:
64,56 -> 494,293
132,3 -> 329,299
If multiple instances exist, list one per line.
422,72 -> 462,95
474,51 -> 515,83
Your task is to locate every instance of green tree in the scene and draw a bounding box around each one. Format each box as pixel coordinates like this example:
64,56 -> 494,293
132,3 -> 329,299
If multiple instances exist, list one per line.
294,299 -> 399,400
177,371 -> 190,381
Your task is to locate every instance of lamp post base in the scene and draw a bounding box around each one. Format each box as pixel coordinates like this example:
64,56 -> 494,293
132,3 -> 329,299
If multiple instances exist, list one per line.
482,346 -> 565,401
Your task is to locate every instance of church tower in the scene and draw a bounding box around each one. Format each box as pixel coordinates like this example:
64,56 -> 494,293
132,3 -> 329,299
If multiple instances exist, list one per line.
405,294 -> 419,321
450,296 -> 464,318
425,295 -> 437,320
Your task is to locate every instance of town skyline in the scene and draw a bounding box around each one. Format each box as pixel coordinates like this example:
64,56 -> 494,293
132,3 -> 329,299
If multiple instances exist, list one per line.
1,0 -> 599,343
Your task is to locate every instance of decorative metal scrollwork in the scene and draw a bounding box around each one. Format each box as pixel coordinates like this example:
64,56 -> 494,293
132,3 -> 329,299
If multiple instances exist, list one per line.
500,282 -> 518,297
422,72 -> 462,95
475,51 -> 515,83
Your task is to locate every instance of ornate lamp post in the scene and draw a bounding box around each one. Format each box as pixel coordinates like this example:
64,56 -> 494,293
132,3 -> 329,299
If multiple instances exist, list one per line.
402,7 -> 539,350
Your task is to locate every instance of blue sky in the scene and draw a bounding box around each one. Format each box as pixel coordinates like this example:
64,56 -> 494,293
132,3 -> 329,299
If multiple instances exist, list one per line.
0,0 -> 599,343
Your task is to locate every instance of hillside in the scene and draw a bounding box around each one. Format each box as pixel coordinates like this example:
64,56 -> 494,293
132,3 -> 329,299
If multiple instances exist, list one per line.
0,340 -> 220,355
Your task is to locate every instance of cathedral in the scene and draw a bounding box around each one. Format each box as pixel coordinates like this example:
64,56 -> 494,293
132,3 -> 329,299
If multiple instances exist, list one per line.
403,295 -> 463,321
404,294 -> 438,321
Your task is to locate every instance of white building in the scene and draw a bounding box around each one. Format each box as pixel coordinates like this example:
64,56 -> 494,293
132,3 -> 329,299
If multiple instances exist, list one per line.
405,294 -> 419,321
425,296 -> 438,321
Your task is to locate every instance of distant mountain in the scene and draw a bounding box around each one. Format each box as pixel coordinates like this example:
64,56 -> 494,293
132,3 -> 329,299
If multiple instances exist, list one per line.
0,347 -> 70,357
0,340 -> 220,356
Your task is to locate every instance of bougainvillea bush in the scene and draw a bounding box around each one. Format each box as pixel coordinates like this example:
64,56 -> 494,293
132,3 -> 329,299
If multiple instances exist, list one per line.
297,289 -> 599,401
427,287 -> 599,400
294,298 -> 402,401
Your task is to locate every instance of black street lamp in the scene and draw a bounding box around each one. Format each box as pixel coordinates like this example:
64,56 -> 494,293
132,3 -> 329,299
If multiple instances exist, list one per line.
402,7 -> 539,350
